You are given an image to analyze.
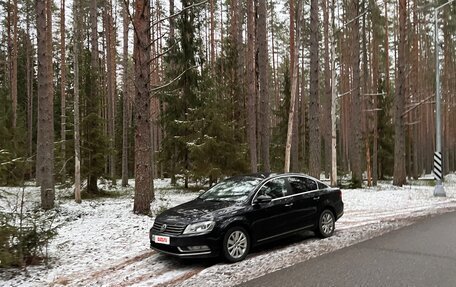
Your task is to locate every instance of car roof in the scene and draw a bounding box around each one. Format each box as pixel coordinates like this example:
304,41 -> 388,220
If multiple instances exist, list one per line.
228,172 -> 321,183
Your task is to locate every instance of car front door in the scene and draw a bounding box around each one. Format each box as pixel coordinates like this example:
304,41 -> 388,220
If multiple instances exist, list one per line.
250,178 -> 296,243
286,176 -> 320,229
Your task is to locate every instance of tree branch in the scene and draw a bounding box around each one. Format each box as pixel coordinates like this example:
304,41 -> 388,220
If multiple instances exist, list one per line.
149,0 -> 209,30
149,66 -> 196,95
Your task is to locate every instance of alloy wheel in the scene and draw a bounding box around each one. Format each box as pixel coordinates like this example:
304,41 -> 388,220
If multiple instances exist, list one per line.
321,212 -> 334,235
227,230 -> 247,259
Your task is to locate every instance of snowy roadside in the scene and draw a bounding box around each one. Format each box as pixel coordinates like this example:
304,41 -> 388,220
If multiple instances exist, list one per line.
1,176 -> 456,287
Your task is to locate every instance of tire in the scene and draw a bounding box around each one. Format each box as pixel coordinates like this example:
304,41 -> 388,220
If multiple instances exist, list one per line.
222,226 -> 250,263
316,209 -> 335,238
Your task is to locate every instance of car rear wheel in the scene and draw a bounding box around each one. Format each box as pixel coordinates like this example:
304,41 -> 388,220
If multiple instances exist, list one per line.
222,226 -> 250,263
316,209 -> 335,238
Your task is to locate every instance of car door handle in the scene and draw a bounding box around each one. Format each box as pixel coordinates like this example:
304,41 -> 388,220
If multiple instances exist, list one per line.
285,203 -> 294,207
313,197 -> 320,200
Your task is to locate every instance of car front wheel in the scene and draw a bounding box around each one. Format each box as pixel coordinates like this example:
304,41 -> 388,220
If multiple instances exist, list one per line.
222,226 -> 250,263
317,209 -> 335,238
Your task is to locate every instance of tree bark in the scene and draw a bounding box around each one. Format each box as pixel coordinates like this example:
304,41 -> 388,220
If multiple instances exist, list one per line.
210,0 -> 215,70
246,0 -> 258,173
258,0 -> 270,172
36,0 -> 55,209
60,0 -> 67,178
133,0 -> 153,214
26,5 -> 33,161
393,0 -> 407,186
330,0 -> 337,186
308,0 -> 320,178
349,0 -> 362,187
106,1 -> 116,185
11,0 -> 18,132
73,0 -> 81,203
322,0 -> 331,178
289,0 -> 299,172
122,0 -> 130,187
285,0 -> 303,173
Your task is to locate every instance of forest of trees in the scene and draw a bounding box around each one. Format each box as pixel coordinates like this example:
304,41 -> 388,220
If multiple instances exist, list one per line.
0,0 -> 455,214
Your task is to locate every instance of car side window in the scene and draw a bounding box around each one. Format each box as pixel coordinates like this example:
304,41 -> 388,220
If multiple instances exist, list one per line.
288,177 -> 318,194
317,181 -> 328,189
257,178 -> 287,199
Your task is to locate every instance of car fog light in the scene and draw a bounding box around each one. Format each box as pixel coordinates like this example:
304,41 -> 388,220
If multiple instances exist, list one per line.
188,245 -> 210,251
178,245 -> 210,253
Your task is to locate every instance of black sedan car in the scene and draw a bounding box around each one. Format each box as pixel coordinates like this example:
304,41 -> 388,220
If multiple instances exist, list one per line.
150,173 -> 343,262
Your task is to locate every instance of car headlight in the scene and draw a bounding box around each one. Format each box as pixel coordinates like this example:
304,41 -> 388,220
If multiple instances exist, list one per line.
183,221 -> 215,235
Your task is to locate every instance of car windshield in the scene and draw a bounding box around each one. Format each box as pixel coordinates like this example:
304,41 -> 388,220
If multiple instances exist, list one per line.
199,177 -> 262,202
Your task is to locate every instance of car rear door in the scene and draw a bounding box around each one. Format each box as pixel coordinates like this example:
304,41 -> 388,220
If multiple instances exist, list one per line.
286,176 -> 320,229
250,178 -> 296,242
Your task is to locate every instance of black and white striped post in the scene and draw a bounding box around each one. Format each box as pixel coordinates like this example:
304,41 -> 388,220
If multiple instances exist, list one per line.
433,152 -> 445,196
433,152 -> 442,181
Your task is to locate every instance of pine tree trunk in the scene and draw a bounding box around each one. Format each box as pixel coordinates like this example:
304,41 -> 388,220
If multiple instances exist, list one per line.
246,0 -> 257,173
323,0 -> 331,178
106,1 -> 116,186
210,0 -> 215,69
330,0 -> 337,186
73,0 -> 81,203
60,0 -> 66,179
11,0 -> 18,133
308,0 -> 320,179
289,0 -> 299,172
36,0 -> 55,209
300,43 -> 307,171
26,8 -> 33,161
122,0 -> 130,187
271,3 -> 278,128
362,4 -> 371,187
285,0 -> 303,173
258,0 -> 270,172
87,0 -> 100,193
349,0 -> 362,187
393,0 -> 407,186
371,0 -> 379,186
133,0 -> 153,214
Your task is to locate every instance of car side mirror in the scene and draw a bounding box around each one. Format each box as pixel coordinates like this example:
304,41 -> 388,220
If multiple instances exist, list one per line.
254,195 -> 272,205
199,189 -> 205,194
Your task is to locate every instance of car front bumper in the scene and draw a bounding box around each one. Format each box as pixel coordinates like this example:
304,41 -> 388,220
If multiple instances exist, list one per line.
150,231 -> 222,258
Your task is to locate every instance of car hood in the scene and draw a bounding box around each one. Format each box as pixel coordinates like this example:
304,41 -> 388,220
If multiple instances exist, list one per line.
157,198 -> 244,224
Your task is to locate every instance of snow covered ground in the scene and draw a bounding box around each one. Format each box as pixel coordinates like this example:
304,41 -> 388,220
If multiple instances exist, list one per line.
1,175 -> 456,287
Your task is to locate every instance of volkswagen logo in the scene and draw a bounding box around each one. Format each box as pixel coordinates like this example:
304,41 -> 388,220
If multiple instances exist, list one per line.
160,224 -> 167,233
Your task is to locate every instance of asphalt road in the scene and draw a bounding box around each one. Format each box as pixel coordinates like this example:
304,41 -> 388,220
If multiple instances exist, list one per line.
239,211 -> 456,287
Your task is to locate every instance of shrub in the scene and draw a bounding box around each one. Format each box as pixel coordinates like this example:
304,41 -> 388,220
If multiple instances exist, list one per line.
0,190 -> 58,268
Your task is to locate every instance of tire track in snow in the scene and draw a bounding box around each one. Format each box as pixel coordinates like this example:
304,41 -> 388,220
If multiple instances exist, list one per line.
52,250 -> 157,286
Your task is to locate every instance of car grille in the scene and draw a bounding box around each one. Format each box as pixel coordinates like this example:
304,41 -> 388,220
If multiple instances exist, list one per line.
152,220 -> 186,236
